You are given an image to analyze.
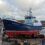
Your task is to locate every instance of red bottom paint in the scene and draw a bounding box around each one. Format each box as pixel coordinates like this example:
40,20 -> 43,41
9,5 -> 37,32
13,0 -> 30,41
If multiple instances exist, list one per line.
5,30 -> 39,38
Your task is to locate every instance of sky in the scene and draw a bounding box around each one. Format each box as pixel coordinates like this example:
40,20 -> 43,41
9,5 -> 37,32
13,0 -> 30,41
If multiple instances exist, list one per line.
0,0 -> 45,20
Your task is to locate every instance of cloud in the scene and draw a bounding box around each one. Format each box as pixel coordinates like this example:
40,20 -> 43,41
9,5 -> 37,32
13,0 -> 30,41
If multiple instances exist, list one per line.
13,0 -> 44,10
0,0 -> 45,20
13,0 -> 45,20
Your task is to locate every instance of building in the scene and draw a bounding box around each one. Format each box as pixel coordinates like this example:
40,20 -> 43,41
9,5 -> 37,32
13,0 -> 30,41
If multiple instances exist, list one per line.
16,20 -> 25,23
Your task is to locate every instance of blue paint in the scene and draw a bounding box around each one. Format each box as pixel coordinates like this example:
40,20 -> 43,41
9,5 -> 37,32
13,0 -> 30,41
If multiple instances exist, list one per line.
3,19 -> 42,31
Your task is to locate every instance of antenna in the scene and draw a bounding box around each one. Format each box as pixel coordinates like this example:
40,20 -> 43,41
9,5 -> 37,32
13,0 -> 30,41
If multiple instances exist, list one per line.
29,8 -> 32,16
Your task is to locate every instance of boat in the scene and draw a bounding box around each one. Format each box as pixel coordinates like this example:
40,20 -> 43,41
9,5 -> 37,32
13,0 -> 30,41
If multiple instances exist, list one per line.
2,8 -> 42,39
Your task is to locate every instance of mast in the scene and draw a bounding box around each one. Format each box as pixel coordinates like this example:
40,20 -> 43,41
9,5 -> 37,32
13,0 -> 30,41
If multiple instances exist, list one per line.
25,8 -> 34,25
29,8 -> 32,16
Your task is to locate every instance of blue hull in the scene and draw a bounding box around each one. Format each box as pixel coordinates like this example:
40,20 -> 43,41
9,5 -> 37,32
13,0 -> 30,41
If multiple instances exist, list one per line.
3,19 -> 42,31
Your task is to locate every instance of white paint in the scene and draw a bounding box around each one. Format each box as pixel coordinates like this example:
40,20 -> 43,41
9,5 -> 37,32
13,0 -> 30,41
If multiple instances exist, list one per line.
33,21 -> 42,26
40,29 -> 45,35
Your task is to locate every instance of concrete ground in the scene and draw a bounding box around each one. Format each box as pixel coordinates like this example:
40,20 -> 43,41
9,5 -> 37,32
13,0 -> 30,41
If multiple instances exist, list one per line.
2,39 -> 42,45
0,34 -> 2,45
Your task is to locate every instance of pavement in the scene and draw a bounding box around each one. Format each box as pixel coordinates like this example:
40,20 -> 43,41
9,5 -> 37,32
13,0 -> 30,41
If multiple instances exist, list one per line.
0,34 -> 2,45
